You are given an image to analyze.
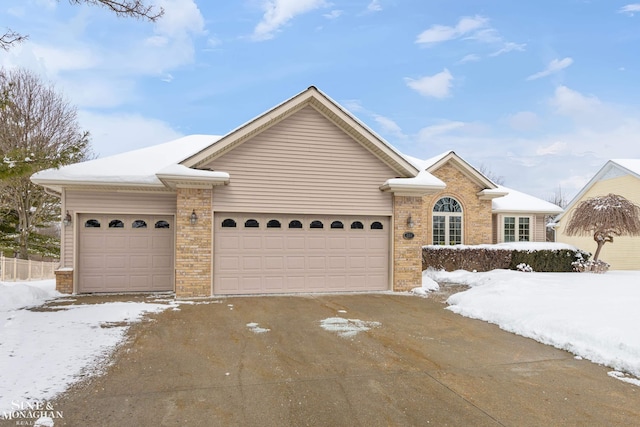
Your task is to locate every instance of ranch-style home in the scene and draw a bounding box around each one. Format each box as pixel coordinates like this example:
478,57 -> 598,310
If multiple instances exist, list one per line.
555,159 -> 640,270
32,86 -> 562,298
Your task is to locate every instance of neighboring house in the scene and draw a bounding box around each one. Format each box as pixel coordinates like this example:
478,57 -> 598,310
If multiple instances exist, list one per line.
555,159 -> 640,270
31,87 -> 562,297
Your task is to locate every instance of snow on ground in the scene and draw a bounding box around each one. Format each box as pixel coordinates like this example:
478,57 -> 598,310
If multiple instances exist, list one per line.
0,280 -> 178,415
320,317 -> 381,338
420,268 -> 640,380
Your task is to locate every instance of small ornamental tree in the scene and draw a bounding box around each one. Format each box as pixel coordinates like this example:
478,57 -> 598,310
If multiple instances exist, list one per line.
565,193 -> 640,262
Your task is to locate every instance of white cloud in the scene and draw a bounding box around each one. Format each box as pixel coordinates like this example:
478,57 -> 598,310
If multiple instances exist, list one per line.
458,53 -> 481,64
550,85 -> 602,118
526,57 -> 573,81
618,4 -> 640,15
416,15 -> 488,45
78,111 -> 184,158
323,10 -> 343,19
417,121 -> 466,140
536,141 -> 567,156
373,114 -> 406,139
252,0 -> 329,41
367,0 -> 383,12
507,111 -> 540,131
405,69 -> 453,98
154,0 -> 205,38
490,42 -> 526,57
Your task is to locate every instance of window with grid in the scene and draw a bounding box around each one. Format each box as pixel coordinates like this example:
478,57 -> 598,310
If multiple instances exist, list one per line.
504,217 -> 516,242
432,197 -> 463,245
518,217 -> 530,241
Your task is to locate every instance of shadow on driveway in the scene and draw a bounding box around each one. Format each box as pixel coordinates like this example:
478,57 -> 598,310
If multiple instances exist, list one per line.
27,293 -> 640,426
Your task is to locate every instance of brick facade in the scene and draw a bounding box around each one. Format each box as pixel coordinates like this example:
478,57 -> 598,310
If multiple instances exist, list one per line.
393,195 -> 424,292
423,162 -> 493,245
55,269 -> 73,294
175,188 -> 212,298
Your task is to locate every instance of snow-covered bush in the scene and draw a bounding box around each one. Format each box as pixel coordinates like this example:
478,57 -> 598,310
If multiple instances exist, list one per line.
572,259 -> 610,274
516,263 -> 534,272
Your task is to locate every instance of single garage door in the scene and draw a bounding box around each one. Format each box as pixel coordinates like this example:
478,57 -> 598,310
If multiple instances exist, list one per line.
78,214 -> 174,293
214,213 -> 390,295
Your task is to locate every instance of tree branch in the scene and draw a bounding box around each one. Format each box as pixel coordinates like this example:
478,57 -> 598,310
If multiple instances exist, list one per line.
69,0 -> 164,21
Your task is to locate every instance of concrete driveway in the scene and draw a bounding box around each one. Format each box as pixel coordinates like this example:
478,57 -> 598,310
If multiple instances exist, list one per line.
36,293 -> 640,426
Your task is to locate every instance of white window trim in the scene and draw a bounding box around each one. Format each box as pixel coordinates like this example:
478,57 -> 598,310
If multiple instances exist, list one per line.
432,197 -> 464,245
500,214 -> 533,243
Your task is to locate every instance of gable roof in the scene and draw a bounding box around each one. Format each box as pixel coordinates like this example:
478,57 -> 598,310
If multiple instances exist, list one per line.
554,159 -> 640,222
31,135 -> 227,193
182,86 -> 419,178
492,185 -> 564,214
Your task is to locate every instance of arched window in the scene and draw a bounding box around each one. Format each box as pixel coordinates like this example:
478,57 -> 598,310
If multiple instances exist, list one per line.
244,219 -> 259,228
221,218 -> 237,228
350,221 -> 364,230
109,219 -> 124,228
132,220 -> 147,229
310,220 -> 324,229
155,220 -> 170,229
289,220 -> 303,229
85,219 -> 101,228
371,221 -> 383,230
267,219 -> 281,228
432,197 -> 463,245
330,221 -> 344,229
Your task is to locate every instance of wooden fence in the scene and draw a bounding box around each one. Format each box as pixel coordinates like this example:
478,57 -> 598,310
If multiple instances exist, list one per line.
0,255 -> 59,281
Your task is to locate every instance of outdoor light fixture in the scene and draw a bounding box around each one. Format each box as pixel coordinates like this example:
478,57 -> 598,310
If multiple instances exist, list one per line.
407,214 -> 414,228
190,209 -> 198,225
63,210 -> 72,226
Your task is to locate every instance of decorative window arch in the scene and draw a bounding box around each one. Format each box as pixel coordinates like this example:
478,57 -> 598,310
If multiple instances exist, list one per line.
155,220 -> 170,229
371,221 -> 383,230
310,220 -> 324,229
330,221 -> 344,229
350,221 -> 364,230
289,220 -> 303,229
109,219 -> 124,228
132,220 -> 147,229
244,219 -> 259,228
85,219 -> 101,228
221,218 -> 236,228
432,197 -> 463,245
267,219 -> 281,228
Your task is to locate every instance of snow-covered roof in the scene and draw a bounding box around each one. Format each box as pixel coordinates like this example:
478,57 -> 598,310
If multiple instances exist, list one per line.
611,159 -> 640,177
31,135 -> 223,191
492,185 -> 563,214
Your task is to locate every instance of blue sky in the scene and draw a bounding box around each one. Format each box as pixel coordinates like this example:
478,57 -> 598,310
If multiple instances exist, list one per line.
2,0 -> 640,201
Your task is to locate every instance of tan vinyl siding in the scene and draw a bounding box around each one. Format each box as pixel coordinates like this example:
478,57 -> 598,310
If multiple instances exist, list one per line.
557,174 -> 640,269
534,214 -> 546,242
62,190 -> 177,269
206,106 -> 396,215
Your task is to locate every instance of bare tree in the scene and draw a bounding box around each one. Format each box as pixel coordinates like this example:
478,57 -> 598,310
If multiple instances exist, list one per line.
2,0 -> 163,50
477,163 -> 505,185
0,68 -> 91,259
545,186 -> 568,242
565,193 -> 640,261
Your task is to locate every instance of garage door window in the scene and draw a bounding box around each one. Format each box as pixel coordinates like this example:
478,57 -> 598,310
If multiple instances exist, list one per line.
108,219 -> 124,228
245,219 -> 259,228
310,220 -> 324,229
371,221 -> 383,230
132,220 -> 147,229
155,220 -> 170,229
289,220 -> 303,229
331,221 -> 344,229
351,221 -> 364,229
267,219 -> 281,228
85,219 -> 101,228
221,218 -> 236,228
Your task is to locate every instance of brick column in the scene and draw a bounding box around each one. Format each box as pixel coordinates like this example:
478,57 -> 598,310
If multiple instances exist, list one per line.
175,188 -> 212,298
393,195 -> 424,291
54,269 -> 74,294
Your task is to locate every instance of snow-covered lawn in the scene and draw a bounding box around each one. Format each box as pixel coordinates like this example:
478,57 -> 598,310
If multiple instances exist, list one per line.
421,268 -> 640,384
0,280 -> 178,416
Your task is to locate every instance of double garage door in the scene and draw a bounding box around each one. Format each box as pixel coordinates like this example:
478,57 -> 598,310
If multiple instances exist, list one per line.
214,213 -> 390,295
78,214 -> 174,293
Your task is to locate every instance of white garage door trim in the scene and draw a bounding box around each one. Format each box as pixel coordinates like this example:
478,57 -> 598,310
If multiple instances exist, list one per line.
214,213 -> 390,295
78,214 -> 175,293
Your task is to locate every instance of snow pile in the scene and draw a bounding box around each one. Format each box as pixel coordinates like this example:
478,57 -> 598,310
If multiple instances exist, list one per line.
0,280 -> 61,312
423,269 -> 640,378
412,274 -> 440,296
0,280 -> 178,414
